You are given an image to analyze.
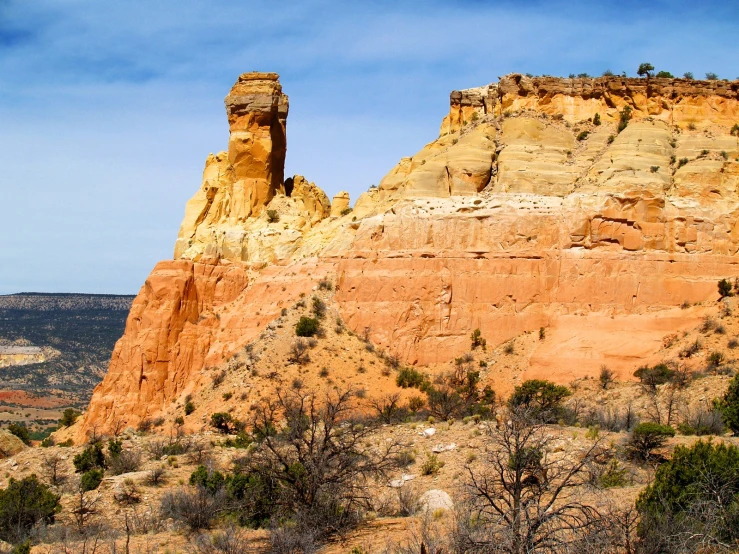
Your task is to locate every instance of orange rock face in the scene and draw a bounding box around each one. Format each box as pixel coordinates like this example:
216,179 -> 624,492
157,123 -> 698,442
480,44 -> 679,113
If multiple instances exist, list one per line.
74,73 -> 739,441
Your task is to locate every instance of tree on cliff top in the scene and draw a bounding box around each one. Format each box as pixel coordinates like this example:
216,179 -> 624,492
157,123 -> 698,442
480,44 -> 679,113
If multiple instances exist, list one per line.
637,63 -> 655,78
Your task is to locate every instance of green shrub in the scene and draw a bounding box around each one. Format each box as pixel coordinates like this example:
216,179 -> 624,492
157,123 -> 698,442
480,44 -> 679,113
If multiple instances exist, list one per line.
73,443 -> 105,473
80,468 -> 104,492
396,367 -> 428,389
636,441 -> 739,550
295,316 -> 320,337
599,459 -> 628,488
0,475 -> 60,544
628,422 -> 675,461
266,209 -> 280,223
508,380 -> 571,423
718,278 -> 734,298
714,372 -> 739,434
210,412 -> 242,434
655,71 -> 674,78
421,454 -> 443,476
470,328 -> 486,350
6,423 -> 30,446
649,165 -> 659,173
683,71 -> 694,80
592,113 -> 601,126
607,134 -> 615,144
184,401 -> 196,415
633,363 -> 674,391
617,105 -> 632,133
576,130 -> 589,141
311,296 -> 326,319
705,72 -> 719,81
59,408 -> 81,428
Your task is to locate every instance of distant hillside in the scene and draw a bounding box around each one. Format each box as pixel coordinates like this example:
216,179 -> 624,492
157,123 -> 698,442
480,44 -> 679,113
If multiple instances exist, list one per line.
0,293 -> 133,430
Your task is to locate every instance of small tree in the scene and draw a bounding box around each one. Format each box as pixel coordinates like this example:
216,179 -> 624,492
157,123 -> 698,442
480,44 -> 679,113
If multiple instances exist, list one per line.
683,71 -> 694,80
6,423 -> 30,446
457,408 -> 606,553
627,422 -> 675,461
655,70 -> 674,78
718,278 -> 733,298
714,372 -> 739,435
637,440 -> 739,552
599,365 -> 615,390
618,105 -> 632,133
508,380 -> 571,423
470,328 -> 486,350
245,388 -> 401,545
210,413 -> 242,435
295,316 -> 320,337
637,63 -> 655,78
73,443 -> 105,473
59,408 -> 81,428
705,72 -> 719,81
0,475 -> 61,544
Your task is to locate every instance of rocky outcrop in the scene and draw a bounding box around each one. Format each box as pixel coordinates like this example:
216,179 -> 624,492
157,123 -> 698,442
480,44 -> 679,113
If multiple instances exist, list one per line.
0,430 -> 25,458
441,74 -> 739,134
73,73 -> 739,441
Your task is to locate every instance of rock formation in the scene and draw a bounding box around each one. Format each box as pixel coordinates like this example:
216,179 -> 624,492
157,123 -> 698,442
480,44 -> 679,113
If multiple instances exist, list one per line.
72,72 -> 739,441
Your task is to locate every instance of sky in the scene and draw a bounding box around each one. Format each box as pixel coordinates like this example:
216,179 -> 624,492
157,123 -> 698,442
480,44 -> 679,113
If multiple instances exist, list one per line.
1,0 -> 738,294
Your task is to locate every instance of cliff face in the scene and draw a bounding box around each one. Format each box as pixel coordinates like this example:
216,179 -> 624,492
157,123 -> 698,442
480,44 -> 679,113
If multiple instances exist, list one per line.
74,73 -> 739,441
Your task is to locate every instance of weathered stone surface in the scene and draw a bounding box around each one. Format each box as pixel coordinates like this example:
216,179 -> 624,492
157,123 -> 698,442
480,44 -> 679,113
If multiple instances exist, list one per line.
73,73 -> 739,441
330,191 -> 351,217
0,430 -> 25,458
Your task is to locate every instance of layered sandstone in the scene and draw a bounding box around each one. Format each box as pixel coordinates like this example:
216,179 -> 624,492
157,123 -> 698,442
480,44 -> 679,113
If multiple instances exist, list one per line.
441,74 -> 739,134
73,73 -> 739,441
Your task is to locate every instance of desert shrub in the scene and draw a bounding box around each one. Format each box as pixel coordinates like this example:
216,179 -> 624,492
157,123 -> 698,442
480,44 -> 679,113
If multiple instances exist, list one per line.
705,72 -> 719,80
592,113 -> 601,125
714,372 -> 739,435
395,449 -> 416,467
396,367 -> 428,389
266,209 -> 280,223
6,424 -> 30,446
650,165 -> 659,173
607,134 -> 615,144
425,369 -> 495,420
108,448 -> 142,476
656,70 -> 674,78
680,339 -> 702,359
598,459 -> 628,488
677,407 -> 724,436
636,441 -> 739,552
683,71 -> 694,79
507,380 -> 571,423
211,370 -> 227,389
718,278 -> 734,298
677,157 -> 689,168
79,468 -> 104,492
470,328 -> 486,350
634,363 -> 675,392
160,486 -> 226,532
707,350 -> 725,368
185,401 -> 196,415
582,405 -> 638,432
295,316 -> 320,337
617,105 -> 632,133
421,454 -> 443,475
407,395 -> 426,413
73,443 -> 105,473
576,130 -> 589,141
210,413 -> 243,435
288,339 -> 310,365
729,338 -> 739,349
599,365 -> 615,389
59,408 -> 81,428
311,296 -> 326,319
147,466 -> 166,486
0,475 -> 60,544
317,277 -> 333,291
627,422 -> 675,461
244,388 -> 401,543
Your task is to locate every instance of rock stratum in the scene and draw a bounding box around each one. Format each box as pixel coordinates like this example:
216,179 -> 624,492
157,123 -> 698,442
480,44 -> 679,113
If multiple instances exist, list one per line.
74,72 -> 739,440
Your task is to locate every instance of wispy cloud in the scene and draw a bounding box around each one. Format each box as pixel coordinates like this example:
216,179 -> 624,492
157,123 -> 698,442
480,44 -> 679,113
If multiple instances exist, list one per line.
0,0 -> 737,293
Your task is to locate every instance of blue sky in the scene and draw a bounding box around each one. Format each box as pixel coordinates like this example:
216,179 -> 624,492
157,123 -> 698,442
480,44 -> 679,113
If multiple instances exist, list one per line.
1,0 -> 737,294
